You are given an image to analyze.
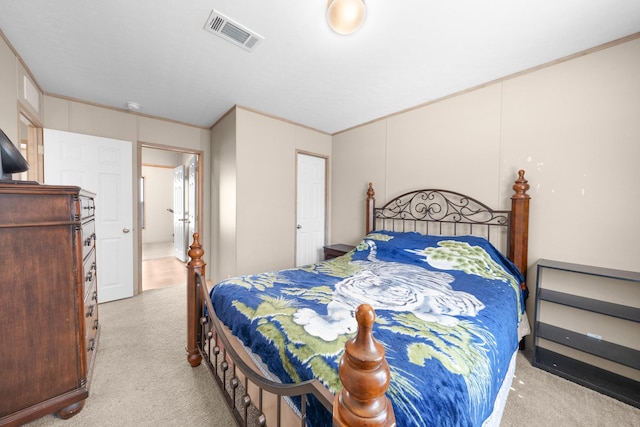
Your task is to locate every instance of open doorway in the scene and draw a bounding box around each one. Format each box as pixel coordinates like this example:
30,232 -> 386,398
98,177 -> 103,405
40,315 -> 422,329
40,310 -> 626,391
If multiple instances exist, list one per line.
140,144 -> 201,291
19,110 -> 43,182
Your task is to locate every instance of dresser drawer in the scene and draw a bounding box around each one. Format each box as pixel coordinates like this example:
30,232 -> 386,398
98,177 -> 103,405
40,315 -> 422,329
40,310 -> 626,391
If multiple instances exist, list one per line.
79,195 -> 95,220
85,319 -> 98,356
83,251 -> 97,300
83,236 -> 99,372
81,220 -> 96,262
84,278 -> 98,341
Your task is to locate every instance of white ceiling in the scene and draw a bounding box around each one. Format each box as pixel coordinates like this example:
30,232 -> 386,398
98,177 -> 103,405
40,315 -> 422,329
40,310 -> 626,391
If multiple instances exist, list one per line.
1,1 -> 639,134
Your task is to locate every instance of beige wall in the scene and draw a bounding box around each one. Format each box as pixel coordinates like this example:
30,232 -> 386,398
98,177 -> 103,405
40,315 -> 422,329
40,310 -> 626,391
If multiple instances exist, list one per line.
141,147 -> 184,245
0,36 -> 20,144
332,120 -> 387,241
211,109 -> 237,281
499,39 -> 640,272
211,107 -> 331,281
236,109 -> 296,275
141,165 -> 174,244
331,37 -> 640,324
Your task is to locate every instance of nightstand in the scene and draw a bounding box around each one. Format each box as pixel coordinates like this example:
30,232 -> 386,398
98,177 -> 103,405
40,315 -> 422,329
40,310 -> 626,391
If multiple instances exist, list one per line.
323,244 -> 355,260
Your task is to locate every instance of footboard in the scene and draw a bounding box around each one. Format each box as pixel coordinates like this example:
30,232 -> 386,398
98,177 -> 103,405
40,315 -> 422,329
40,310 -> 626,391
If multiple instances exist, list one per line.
185,233 -> 395,427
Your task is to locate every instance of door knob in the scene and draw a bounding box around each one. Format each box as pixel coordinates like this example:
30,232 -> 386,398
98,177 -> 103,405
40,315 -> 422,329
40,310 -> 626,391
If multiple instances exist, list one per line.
296,224 -> 302,229
123,228 -> 130,233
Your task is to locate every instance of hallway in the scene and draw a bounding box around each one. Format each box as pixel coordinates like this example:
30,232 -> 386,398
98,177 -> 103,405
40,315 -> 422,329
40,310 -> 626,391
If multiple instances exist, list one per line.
142,242 -> 186,290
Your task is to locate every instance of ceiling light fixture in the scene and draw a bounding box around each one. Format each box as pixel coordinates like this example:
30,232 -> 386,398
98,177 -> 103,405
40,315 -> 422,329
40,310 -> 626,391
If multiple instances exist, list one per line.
327,0 -> 366,35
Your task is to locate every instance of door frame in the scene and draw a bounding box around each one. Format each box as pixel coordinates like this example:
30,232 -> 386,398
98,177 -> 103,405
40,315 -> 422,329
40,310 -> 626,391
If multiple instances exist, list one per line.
137,141 -> 204,294
18,106 -> 44,183
294,150 -> 329,266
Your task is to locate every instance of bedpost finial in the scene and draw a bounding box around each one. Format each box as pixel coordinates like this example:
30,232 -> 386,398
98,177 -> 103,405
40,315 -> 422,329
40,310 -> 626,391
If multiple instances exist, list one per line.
187,233 -> 205,267
334,304 -> 396,426
356,303 -> 375,329
367,182 -> 375,200
366,183 -> 376,235
512,170 -> 530,200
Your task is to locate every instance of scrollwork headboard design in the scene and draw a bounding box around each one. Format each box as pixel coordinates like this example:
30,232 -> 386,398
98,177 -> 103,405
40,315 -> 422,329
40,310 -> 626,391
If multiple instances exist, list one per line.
366,170 -> 530,278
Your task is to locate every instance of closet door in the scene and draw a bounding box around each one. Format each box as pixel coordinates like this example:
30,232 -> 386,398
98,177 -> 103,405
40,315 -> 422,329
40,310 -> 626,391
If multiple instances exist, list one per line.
296,153 -> 326,266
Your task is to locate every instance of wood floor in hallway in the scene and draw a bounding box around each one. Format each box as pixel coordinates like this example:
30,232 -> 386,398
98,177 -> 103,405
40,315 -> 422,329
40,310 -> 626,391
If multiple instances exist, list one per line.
142,242 -> 187,290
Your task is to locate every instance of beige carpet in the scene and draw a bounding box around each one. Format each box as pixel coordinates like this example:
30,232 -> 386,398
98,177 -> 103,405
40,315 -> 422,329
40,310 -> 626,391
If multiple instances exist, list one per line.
502,349 -> 639,426
26,284 -> 234,427
26,284 -> 639,426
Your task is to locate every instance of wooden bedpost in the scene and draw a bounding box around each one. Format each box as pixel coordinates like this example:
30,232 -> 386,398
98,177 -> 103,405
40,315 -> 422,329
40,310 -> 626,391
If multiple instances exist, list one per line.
333,304 -> 396,427
366,182 -> 375,235
186,233 -> 205,367
509,170 -> 530,279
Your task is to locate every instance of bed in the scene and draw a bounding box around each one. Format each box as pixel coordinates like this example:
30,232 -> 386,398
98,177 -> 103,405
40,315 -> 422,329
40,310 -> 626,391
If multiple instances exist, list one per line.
186,170 -> 531,426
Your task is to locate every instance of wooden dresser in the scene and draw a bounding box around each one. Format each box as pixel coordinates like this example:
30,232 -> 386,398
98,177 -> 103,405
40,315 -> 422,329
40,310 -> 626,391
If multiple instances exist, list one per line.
0,182 -> 99,426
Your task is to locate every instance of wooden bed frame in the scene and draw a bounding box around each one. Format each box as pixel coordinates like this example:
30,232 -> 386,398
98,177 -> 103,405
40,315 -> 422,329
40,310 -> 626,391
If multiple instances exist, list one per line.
186,170 -> 530,427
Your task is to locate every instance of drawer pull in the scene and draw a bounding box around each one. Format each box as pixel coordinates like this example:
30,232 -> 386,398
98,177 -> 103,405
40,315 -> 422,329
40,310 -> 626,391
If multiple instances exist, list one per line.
86,304 -> 95,318
85,271 -> 93,283
88,338 -> 96,352
84,233 -> 96,246
93,319 -> 99,330
92,290 -> 98,301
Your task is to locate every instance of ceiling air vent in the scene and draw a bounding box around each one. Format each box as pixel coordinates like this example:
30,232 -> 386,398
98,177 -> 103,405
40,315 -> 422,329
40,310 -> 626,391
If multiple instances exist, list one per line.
204,10 -> 264,52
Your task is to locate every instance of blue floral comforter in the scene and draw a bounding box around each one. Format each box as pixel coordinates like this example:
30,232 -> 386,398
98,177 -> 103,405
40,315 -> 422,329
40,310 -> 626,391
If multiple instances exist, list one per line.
210,231 -> 526,426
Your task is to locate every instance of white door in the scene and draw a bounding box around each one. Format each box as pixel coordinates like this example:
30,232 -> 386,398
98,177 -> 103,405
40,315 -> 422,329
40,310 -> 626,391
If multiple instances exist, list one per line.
173,165 -> 187,262
296,153 -> 326,266
43,129 -> 134,303
187,156 -> 197,241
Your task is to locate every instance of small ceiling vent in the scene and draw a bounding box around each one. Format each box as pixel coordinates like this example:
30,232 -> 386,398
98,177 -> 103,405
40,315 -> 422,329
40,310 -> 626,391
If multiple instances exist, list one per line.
204,10 -> 264,52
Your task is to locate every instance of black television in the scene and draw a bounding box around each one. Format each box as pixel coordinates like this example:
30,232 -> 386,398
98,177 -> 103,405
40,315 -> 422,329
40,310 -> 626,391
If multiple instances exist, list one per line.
0,128 -> 30,180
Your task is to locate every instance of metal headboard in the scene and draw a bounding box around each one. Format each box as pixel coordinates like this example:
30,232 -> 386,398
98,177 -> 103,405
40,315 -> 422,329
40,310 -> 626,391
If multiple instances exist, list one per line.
369,186 -> 512,257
